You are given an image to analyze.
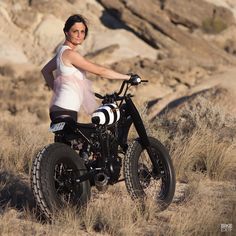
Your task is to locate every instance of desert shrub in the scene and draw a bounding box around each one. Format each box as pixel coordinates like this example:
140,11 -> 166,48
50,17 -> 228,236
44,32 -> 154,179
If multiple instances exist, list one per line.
0,64 -> 15,77
202,17 -> 227,34
150,95 -> 236,149
18,70 -> 42,90
66,0 -> 76,4
147,94 -> 236,182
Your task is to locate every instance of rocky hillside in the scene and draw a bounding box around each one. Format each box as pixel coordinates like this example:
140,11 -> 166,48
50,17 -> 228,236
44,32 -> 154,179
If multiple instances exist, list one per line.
1,0 -> 236,121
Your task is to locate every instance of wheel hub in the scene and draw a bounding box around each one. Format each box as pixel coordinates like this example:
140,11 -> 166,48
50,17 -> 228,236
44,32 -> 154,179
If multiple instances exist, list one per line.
138,163 -> 151,188
55,164 -> 75,194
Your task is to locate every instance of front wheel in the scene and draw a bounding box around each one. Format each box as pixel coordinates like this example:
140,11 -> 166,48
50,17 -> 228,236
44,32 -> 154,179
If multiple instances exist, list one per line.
124,137 -> 175,210
31,143 -> 91,219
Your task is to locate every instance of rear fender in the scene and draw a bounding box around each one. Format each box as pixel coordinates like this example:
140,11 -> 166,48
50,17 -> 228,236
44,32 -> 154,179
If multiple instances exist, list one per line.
49,116 -> 77,134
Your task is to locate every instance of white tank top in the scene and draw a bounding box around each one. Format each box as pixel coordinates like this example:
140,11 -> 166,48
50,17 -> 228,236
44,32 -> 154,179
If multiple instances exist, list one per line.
51,45 -> 85,112
56,45 -> 85,79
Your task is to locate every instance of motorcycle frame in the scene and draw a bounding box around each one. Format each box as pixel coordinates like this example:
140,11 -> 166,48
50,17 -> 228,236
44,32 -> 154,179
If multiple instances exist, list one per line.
124,95 -> 160,173
53,80 -> 160,184
75,94 -> 159,184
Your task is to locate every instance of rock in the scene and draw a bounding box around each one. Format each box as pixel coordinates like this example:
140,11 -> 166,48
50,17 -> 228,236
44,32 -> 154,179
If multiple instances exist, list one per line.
204,0 -> 236,19
0,2 -> 13,23
147,67 -> 236,120
85,44 -> 120,64
30,0 -> 74,19
187,67 -> 208,82
207,25 -> 236,56
165,0 -> 235,30
224,39 -> 236,55
83,28 -> 157,64
12,9 -> 38,29
0,35 -> 28,63
34,15 -> 64,51
172,182 -> 190,204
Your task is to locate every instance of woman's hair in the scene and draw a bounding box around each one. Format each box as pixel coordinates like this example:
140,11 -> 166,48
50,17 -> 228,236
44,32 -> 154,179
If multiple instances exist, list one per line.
63,14 -> 88,39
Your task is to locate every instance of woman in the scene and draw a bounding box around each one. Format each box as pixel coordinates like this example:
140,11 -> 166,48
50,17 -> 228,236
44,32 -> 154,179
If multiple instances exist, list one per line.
41,14 -> 130,122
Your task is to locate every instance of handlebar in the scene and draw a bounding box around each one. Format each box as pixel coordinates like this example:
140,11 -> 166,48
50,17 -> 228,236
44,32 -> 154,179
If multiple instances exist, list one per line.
95,75 -> 148,103
117,76 -> 148,96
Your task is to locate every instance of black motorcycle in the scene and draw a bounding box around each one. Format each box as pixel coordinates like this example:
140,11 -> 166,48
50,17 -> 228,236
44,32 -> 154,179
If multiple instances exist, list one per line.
31,75 -> 176,219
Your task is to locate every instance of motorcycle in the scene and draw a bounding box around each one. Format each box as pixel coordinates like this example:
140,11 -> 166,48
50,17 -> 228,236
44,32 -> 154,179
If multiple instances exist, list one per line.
31,74 -> 176,219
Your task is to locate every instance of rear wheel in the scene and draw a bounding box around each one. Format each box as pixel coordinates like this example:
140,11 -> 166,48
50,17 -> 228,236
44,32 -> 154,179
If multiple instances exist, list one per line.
31,143 -> 90,219
124,137 -> 175,210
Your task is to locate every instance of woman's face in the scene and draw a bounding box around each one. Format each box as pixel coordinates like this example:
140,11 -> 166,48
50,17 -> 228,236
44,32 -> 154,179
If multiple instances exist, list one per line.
66,22 -> 86,45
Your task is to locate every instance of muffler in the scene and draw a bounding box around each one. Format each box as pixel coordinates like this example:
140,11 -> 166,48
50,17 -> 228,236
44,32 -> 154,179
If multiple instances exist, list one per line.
94,172 -> 109,192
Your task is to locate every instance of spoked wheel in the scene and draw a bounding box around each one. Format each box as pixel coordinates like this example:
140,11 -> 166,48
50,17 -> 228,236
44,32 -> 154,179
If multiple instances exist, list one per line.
54,160 -> 82,204
124,137 -> 175,210
31,143 -> 91,219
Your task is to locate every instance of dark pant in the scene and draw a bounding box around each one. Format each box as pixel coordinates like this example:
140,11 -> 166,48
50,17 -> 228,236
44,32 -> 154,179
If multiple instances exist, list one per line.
49,109 -> 78,122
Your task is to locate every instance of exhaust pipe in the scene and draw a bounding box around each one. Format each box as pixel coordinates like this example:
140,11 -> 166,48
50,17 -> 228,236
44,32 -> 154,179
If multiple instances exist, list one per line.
94,172 -> 109,192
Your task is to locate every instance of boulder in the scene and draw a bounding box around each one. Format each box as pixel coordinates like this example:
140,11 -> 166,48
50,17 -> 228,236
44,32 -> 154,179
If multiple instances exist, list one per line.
0,40 -> 28,64
12,9 -> 39,30
34,15 -> 64,54
0,7 -> 28,63
83,28 -> 157,64
204,0 -> 236,19
207,25 -> 236,56
85,44 -> 120,64
165,0 -> 235,30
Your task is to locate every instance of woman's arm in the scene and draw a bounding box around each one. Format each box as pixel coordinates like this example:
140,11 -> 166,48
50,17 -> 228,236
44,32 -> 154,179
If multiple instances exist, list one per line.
63,50 -> 130,80
41,56 -> 57,89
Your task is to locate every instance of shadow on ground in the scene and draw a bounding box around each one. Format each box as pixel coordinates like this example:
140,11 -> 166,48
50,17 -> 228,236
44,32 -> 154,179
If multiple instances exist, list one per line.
0,171 -> 35,212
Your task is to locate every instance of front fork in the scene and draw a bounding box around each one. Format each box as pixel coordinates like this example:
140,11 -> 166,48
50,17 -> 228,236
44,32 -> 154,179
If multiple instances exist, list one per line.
125,96 -> 160,175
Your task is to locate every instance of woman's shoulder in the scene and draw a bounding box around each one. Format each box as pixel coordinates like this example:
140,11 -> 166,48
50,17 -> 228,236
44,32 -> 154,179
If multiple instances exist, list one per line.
63,48 -> 83,60
54,45 -> 71,57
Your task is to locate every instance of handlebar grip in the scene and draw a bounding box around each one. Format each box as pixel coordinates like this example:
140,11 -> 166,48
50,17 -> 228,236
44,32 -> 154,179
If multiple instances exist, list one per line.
141,80 -> 148,83
95,93 -> 104,99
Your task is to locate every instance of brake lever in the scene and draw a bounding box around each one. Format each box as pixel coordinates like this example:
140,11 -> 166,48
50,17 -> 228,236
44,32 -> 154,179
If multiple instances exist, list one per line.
95,93 -> 104,99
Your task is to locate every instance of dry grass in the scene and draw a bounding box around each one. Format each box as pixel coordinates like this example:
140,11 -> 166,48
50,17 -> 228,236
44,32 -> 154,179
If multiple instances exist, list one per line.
0,179 -> 234,235
0,74 -> 235,235
147,93 -> 236,182
0,112 -> 52,174
172,128 -> 236,181
168,179 -> 235,235
0,65 -> 49,120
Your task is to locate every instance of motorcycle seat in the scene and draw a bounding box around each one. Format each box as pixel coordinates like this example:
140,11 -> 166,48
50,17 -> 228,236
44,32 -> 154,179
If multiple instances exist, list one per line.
77,122 -> 96,129
51,115 -> 76,126
51,115 -> 96,131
